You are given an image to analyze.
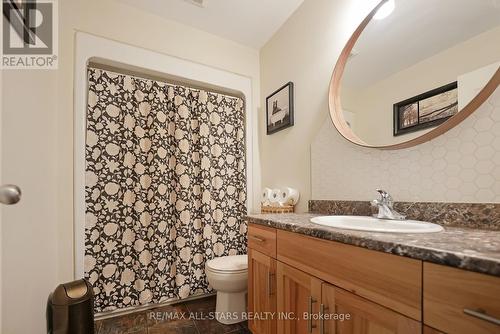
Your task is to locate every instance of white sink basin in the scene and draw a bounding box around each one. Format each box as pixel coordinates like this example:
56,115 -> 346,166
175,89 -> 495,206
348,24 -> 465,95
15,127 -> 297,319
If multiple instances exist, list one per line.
310,216 -> 444,233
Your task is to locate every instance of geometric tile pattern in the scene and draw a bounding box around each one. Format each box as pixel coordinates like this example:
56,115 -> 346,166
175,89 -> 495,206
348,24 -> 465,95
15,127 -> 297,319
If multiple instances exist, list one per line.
312,88 -> 500,203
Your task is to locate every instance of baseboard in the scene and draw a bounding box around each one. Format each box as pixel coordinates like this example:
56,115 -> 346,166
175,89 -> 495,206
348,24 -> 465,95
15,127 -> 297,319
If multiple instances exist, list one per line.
94,292 -> 217,320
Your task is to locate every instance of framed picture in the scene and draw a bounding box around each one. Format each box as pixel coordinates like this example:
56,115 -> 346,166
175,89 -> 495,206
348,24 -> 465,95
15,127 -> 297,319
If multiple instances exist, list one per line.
393,82 -> 458,136
266,82 -> 294,134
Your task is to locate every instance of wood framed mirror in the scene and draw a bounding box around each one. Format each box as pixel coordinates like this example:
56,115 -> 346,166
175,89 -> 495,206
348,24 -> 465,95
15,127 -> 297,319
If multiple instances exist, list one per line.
329,0 -> 500,150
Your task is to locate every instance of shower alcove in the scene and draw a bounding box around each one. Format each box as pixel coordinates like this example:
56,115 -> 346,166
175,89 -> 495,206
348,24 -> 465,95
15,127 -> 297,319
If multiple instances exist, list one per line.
73,32 -> 256,312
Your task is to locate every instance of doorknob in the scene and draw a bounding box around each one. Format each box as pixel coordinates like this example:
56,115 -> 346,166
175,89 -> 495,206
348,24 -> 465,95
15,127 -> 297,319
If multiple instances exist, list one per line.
0,184 -> 21,205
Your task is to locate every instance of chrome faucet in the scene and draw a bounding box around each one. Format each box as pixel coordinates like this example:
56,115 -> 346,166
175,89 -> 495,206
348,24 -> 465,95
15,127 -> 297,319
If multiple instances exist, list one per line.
371,189 -> 406,220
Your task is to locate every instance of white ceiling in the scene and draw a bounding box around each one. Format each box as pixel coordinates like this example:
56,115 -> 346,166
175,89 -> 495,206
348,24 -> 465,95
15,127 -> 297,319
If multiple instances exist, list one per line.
118,0 -> 304,48
344,0 -> 500,89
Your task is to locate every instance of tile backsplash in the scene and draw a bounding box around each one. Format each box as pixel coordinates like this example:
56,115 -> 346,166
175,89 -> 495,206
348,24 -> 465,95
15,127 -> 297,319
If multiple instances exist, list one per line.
312,88 -> 500,203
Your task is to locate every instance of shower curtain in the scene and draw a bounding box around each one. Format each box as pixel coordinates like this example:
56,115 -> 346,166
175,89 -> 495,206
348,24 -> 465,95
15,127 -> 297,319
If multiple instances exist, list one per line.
84,67 -> 247,312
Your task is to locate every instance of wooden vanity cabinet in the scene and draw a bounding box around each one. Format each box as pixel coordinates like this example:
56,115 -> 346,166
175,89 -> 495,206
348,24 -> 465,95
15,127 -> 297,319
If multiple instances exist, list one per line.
276,230 -> 422,320
247,223 -> 500,334
248,223 -> 422,334
248,225 -> 278,334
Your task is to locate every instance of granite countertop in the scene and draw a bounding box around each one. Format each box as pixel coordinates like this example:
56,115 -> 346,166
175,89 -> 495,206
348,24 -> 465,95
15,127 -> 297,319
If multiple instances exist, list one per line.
246,213 -> 500,277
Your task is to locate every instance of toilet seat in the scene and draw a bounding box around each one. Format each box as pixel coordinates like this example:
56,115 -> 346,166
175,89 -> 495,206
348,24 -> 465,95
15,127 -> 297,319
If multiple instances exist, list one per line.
206,255 -> 247,274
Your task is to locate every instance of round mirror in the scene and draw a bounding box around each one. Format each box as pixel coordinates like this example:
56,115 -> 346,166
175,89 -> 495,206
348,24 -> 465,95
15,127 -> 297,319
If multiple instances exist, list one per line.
329,0 -> 500,149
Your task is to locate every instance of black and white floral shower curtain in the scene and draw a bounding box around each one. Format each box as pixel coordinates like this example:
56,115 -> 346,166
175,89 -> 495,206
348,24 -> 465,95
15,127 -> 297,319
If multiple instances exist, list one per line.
84,68 -> 247,312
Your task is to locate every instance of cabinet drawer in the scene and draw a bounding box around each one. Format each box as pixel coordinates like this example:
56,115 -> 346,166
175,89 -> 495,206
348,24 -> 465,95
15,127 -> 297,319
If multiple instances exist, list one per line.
322,284 -> 421,334
248,224 -> 276,258
424,262 -> 500,334
277,230 -> 422,320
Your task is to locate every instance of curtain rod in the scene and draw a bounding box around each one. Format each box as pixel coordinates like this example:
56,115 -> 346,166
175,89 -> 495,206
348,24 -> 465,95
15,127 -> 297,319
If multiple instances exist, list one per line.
87,62 -> 244,100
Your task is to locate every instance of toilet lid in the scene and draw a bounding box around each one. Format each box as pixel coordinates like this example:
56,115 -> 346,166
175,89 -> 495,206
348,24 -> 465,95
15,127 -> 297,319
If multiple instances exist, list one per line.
206,255 -> 248,273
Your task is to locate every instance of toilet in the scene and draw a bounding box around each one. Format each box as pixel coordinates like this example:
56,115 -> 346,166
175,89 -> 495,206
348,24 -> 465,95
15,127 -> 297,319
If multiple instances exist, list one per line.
205,254 -> 248,324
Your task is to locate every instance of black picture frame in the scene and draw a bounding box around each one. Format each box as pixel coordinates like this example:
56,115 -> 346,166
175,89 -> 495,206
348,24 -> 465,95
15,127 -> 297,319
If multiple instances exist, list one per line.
266,82 -> 294,135
393,81 -> 458,136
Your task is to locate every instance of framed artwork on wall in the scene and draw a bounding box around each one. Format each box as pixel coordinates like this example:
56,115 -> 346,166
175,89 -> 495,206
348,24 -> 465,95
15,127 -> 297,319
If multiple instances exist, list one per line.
266,82 -> 294,134
394,82 -> 458,136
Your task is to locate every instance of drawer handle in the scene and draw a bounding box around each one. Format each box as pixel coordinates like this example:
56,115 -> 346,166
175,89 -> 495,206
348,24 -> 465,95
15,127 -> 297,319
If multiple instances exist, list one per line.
319,303 -> 327,334
250,235 -> 265,242
308,296 -> 317,333
464,308 -> 500,326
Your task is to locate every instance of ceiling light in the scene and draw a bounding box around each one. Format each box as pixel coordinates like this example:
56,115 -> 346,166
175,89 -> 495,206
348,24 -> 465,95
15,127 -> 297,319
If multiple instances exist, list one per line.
349,48 -> 359,59
182,0 -> 206,8
374,0 -> 395,20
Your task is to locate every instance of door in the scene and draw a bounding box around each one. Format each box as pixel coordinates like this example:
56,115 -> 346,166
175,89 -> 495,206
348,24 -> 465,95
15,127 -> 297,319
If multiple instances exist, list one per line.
248,248 -> 277,334
320,283 -> 421,334
276,261 -> 322,334
3,61 -> 51,334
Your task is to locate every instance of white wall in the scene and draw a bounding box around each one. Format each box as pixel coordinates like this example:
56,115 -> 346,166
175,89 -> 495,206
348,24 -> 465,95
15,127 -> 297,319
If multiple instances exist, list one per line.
343,26 -> 500,146
458,61 -> 500,110
260,0 -> 499,209
260,0 -> 378,212
1,0 -> 260,333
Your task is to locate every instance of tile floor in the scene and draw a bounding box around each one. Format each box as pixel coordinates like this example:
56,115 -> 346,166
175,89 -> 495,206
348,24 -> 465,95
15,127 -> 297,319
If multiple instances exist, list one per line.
94,295 -> 251,334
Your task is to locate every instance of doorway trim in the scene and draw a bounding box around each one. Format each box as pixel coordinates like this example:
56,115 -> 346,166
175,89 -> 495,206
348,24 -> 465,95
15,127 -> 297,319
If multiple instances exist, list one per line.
74,32 -> 255,279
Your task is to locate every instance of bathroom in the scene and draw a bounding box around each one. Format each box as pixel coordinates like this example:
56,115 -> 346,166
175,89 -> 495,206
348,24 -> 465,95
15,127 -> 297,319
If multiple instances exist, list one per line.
0,0 -> 499,333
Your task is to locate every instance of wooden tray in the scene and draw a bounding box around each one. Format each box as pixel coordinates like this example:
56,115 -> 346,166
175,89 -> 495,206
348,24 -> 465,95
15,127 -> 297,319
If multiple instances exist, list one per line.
261,204 -> 294,214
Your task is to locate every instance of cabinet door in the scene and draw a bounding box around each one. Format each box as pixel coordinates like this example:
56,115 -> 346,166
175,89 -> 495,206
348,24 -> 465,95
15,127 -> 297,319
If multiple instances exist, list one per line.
277,261 -> 322,334
320,283 -> 421,334
248,248 -> 277,334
